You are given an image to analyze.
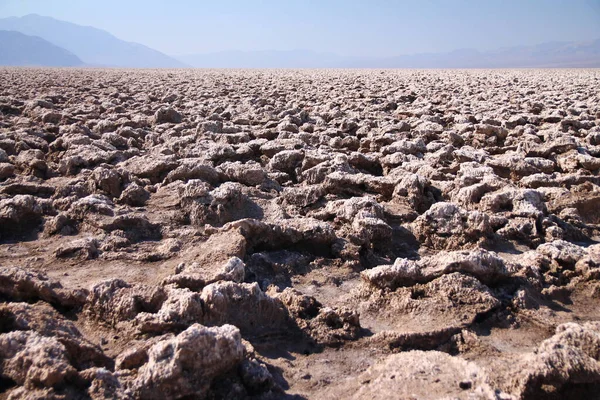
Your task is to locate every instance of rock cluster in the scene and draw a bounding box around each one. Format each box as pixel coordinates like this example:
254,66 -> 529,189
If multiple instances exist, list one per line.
1,68 -> 600,399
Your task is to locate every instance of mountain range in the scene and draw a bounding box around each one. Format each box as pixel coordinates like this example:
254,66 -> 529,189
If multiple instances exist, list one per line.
0,14 -> 599,68
179,41 -> 600,68
0,14 -> 186,68
0,30 -> 83,66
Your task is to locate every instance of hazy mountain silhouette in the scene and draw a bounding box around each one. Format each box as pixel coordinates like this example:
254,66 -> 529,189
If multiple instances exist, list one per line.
0,14 -> 187,68
178,40 -> 600,68
178,50 -> 358,68
364,39 -> 600,68
1,14 -> 598,68
0,30 -> 83,66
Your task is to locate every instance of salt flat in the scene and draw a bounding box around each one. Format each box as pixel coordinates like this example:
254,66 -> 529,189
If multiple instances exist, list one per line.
1,68 -> 600,399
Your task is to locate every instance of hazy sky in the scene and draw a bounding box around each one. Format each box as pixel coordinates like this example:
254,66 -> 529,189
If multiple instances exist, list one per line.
1,0 -> 599,56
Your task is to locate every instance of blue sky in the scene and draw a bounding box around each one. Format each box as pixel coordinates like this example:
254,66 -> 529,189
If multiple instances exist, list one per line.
1,0 -> 599,56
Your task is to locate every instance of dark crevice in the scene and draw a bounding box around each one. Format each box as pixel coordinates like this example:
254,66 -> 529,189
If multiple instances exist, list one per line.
0,376 -> 17,393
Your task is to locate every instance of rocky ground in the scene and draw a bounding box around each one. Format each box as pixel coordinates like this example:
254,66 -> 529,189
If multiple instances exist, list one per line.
0,68 -> 600,399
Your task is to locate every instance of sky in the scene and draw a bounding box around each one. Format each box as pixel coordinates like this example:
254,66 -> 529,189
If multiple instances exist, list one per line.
0,0 -> 599,57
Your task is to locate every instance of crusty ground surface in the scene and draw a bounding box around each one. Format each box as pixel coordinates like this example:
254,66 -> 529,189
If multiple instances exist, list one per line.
1,68 -> 600,399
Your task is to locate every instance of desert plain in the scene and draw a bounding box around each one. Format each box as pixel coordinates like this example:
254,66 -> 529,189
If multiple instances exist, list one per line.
1,68 -> 600,399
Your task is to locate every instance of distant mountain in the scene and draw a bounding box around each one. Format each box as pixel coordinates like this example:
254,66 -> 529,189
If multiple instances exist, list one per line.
366,39 -> 600,68
1,13 -> 597,68
178,40 -> 600,68
178,50 -> 356,68
0,30 -> 83,66
0,14 -> 187,68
